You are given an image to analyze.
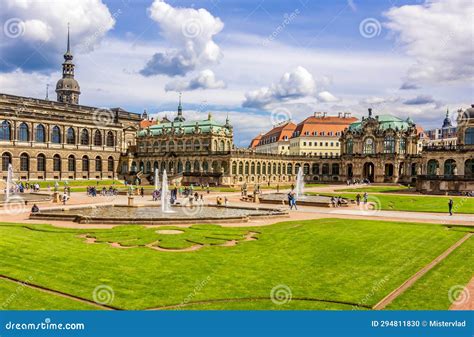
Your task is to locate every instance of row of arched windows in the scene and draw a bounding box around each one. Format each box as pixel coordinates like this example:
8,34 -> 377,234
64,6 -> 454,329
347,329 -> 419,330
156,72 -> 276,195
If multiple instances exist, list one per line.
427,159 -> 474,176
1,152 -> 114,172
230,162 -> 340,176
0,121 -> 115,146
138,138 -> 231,153
130,160 -> 228,175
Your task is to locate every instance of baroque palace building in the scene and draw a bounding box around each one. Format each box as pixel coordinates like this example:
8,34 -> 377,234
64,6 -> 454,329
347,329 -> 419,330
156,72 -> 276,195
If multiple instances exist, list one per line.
0,31 -> 141,182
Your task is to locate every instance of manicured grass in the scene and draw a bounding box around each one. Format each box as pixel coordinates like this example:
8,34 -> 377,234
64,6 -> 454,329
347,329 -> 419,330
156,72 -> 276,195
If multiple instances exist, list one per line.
311,192 -> 474,214
0,219 -> 470,310
387,235 -> 473,310
0,279 -> 98,310
335,185 -> 410,193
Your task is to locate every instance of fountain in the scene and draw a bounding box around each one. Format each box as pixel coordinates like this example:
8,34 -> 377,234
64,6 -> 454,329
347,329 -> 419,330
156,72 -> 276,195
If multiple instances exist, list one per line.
295,166 -> 305,199
6,163 -> 13,200
154,168 -> 159,191
161,169 -> 174,213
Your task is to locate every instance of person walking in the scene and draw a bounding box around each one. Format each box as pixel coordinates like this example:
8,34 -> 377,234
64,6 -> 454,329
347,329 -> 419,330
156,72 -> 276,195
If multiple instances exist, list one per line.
363,192 -> 368,204
448,198 -> 454,216
356,194 -> 361,206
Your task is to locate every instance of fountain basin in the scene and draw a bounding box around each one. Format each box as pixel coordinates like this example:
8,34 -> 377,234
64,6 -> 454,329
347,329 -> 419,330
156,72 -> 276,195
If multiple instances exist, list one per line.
1,193 -> 52,206
30,204 -> 288,224
258,193 -> 350,207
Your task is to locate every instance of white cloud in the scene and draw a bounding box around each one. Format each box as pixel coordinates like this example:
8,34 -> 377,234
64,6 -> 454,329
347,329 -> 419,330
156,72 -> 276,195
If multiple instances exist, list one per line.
385,0 -> 474,87
0,0 -> 115,72
242,66 -> 316,108
140,0 -> 224,77
165,69 -> 226,91
317,91 -> 339,103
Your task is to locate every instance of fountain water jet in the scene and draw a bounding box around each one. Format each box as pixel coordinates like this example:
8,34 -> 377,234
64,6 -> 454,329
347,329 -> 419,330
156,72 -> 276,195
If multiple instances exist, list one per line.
161,170 -> 174,213
6,163 -> 14,200
154,168 -> 159,191
295,166 -> 305,199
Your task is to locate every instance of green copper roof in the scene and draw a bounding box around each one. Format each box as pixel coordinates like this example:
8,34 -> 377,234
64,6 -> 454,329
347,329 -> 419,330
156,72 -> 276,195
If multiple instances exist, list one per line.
138,118 -> 232,137
348,114 -> 414,131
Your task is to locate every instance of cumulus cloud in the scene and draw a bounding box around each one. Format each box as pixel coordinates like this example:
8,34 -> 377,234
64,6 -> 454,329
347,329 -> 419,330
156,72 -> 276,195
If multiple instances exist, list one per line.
0,0 -> 115,72
403,95 -> 436,105
242,66 -> 316,108
140,0 -> 224,77
165,69 -> 226,91
385,0 -> 474,87
317,91 -> 339,103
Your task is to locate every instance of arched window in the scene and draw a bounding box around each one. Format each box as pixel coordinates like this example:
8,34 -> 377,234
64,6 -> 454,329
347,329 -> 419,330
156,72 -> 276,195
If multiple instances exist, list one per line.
465,128 -> 474,145
82,156 -> 89,172
465,159 -> 474,177
383,136 -> 395,153
2,152 -> 12,171
332,164 -> 340,175
106,131 -> 114,147
399,138 -> 406,154
346,139 -> 353,154
68,155 -> 75,171
427,159 -> 439,175
53,154 -> 61,171
194,160 -> 200,172
312,163 -> 319,175
95,156 -> 102,171
203,161 -> 209,172
238,162 -> 243,174
444,159 -> 456,176
66,128 -> 75,144
0,121 -> 11,141
194,140 -> 200,151
363,138 -> 375,154
20,153 -> 29,171
80,129 -> 89,145
251,162 -> 255,174
303,163 -> 310,175
322,163 -> 330,175
94,130 -> 102,146
185,161 -> 191,173
108,156 -> 114,172
177,140 -> 184,151
35,124 -> 45,142
232,162 -> 237,175
146,161 -> 151,173
51,126 -> 61,144
177,161 -> 183,173
219,140 -> 225,151
287,163 -> 293,175
245,162 -> 249,174
37,154 -> 46,171
18,123 -> 29,141
169,141 -> 175,151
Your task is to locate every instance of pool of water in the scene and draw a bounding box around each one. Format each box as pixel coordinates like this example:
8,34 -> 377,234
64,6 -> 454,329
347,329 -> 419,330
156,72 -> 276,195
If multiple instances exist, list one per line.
31,205 -> 287,224
1,193 -> 51,203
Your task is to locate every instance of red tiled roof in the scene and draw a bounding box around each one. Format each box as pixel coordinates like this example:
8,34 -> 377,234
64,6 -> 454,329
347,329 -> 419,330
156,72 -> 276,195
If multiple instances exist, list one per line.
140,119 -> 157,128
259,121 -> 297,145
293,115 -> 358,137
249,134 -> 263,148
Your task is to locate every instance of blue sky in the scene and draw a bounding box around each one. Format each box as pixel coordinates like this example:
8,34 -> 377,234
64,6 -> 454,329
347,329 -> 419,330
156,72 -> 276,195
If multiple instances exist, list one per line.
0,0 -> 472,147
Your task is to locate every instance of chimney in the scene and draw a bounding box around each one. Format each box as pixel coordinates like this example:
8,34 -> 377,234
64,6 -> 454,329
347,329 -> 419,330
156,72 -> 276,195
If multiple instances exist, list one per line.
368,108 -> 373,117
314,111 -> 322,118
323,112 -> 327,118
338,112 -> 343,118
471,104 -> 474,108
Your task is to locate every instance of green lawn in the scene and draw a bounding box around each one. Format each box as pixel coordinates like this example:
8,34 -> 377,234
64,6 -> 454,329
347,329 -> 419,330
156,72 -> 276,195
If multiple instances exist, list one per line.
0,279 -> 98,310
388,235 -> 473,310
311,192 -> 474,214
0,219 -> 471,310
335,185 -> 410,193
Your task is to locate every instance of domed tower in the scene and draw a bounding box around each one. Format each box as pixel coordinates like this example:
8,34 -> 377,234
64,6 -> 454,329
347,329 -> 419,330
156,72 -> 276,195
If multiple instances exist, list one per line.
56,25 -> 81,104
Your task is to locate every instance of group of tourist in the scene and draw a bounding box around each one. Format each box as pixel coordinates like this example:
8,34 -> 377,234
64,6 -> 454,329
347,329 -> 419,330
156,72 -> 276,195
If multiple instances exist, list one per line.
3,181 -> 42,195
86,186 -> 118,197
330,196 -> 345,208
355,193 -> 369,205
346,179 -> 371,185
287,191 -> 298,210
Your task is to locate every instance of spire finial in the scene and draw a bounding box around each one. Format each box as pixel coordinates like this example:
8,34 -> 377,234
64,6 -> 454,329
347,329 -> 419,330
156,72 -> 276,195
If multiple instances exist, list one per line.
45,83 -> 49,100
67,23 -> 70,53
